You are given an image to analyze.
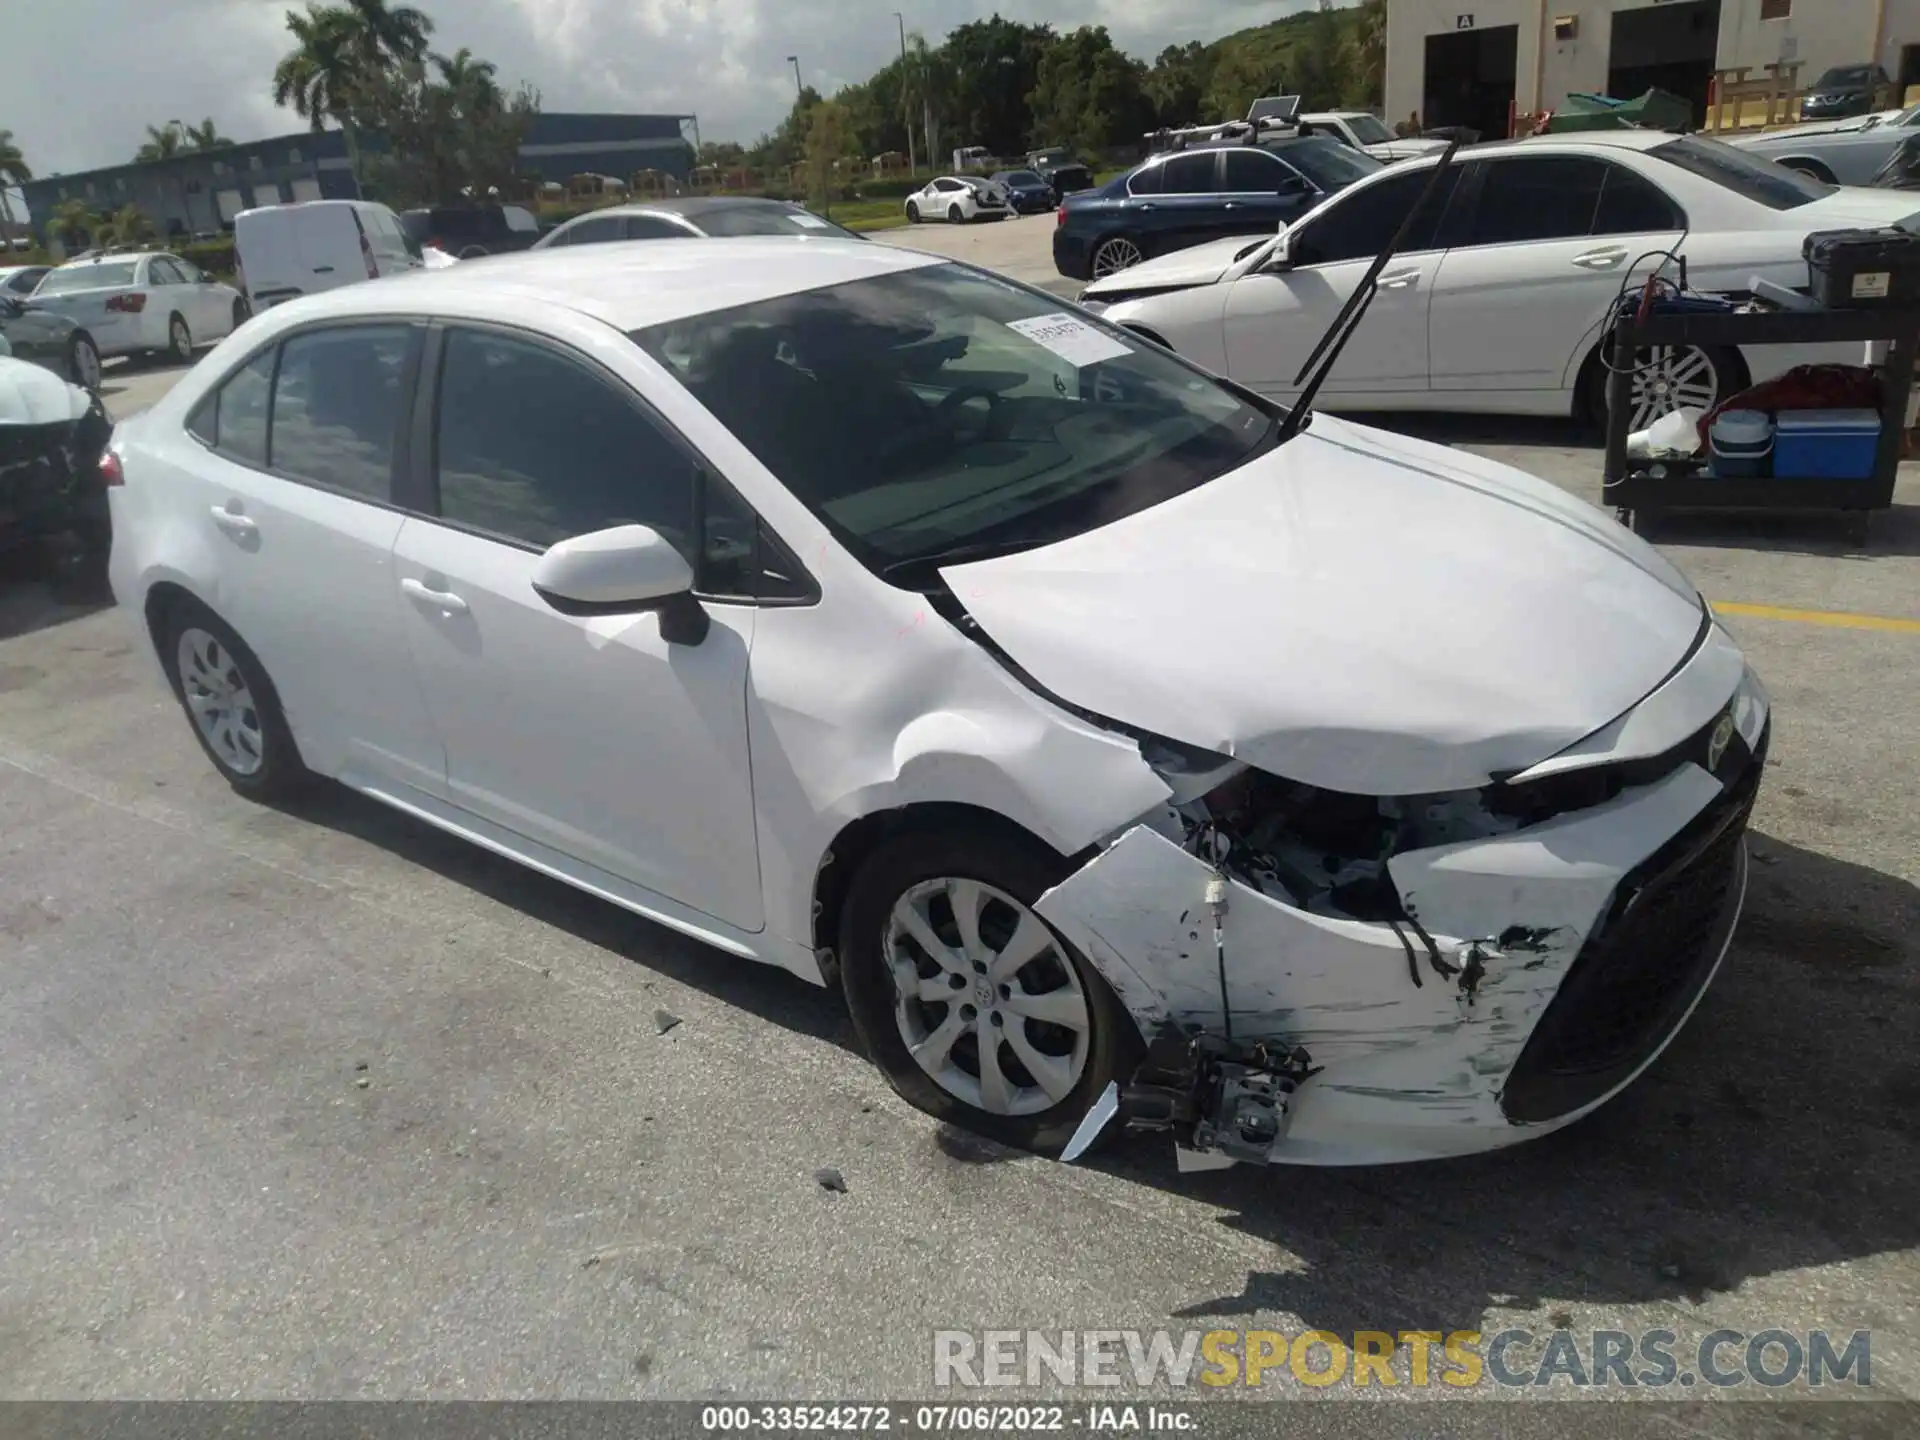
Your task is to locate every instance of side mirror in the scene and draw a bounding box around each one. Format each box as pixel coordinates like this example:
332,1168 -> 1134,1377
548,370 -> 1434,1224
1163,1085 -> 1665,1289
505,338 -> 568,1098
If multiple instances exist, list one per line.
529,523 -> 709,643
0,294 -> 21,318
1276,175 -> 1311,197
1265,228 -> 1296,272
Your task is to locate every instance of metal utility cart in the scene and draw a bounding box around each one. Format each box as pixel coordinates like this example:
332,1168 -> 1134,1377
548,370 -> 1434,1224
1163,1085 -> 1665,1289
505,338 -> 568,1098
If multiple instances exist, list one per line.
1602,302 -> 1920,545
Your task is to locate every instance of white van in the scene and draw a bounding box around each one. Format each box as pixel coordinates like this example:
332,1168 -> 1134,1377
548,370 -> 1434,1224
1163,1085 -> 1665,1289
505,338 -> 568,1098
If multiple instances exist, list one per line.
233,199 -> 422,310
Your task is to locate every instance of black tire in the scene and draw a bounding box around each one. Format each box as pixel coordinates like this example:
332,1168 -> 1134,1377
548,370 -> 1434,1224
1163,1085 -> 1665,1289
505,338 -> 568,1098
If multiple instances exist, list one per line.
157,596 -> 310,802
1781,159 -> 1836,184
166,313 -> 192,364
840,825 -> 1138,1154
66,331 -> 102,391
949,203 -> 965,224
906,200 -> 921,223
232,297 -> 251,329
458,244 -> 490,259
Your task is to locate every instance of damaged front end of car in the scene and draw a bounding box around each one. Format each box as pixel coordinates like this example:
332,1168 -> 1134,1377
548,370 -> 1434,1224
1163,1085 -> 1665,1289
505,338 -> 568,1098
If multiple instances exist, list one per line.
1041,671 -> 1771,1171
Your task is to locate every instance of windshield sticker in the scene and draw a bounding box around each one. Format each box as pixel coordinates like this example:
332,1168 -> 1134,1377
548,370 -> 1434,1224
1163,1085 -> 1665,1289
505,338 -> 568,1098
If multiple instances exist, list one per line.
788,213 -> 829,228
1006,314 -> 1133,367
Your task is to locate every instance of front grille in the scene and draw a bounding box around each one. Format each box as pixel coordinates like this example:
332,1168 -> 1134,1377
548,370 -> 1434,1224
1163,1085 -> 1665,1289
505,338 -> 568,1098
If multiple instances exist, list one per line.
1500,725 -> 1766,1124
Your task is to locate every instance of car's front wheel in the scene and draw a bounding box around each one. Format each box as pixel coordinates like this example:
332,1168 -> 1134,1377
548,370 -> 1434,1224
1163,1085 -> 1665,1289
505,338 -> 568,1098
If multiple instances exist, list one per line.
840,826 -> 1135,1153
159,598 -> 309,801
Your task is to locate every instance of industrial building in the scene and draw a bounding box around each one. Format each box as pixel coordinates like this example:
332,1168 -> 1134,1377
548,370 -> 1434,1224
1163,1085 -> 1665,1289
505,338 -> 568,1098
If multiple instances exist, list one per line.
1385,0 -> 1920,141
19,112 -> 696,241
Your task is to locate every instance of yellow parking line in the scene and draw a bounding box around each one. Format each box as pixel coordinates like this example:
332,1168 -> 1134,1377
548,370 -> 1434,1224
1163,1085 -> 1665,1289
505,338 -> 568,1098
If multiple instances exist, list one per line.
1713,602 -> 1920,634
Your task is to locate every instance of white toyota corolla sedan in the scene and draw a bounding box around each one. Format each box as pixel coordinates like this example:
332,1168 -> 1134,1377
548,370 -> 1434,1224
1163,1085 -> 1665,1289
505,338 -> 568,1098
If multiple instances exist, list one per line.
105,239 -> 1769,1169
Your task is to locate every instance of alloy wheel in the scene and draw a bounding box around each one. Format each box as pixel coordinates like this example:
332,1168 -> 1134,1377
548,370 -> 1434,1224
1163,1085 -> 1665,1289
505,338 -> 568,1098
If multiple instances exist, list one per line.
176,626 -> 265,776
885,877 -> 1091,1117
1627,344 -> 1720,430
169,316 -> 191,362
1091,237 -> 1143,278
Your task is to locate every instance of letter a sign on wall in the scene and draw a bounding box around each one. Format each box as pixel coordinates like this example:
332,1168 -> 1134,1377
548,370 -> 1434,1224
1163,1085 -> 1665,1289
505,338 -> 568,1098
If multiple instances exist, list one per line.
1456,13 -> 1475,27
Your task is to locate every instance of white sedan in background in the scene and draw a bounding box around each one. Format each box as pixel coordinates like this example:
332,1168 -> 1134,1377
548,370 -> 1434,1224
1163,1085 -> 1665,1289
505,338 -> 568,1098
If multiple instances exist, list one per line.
30,251 -> 249,365
904,176 -> 1009,225
1080,130 -> 1919,430
105,240 -> 1767,1170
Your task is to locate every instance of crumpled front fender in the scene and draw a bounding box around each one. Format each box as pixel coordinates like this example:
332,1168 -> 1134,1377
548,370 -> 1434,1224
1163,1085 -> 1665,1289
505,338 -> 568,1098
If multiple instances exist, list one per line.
1036,763 -> 1731,1165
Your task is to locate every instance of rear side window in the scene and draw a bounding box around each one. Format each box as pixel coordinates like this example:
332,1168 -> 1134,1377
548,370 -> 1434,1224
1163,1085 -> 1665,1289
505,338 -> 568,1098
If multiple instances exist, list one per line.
626,215 -> 693,239
433,328 -> 697,553
269,326 -> 414,499
562,214 -> 626,245
190,348 -> 274,465
1127,163 -> 1163,197
1593,164 -> 1685,234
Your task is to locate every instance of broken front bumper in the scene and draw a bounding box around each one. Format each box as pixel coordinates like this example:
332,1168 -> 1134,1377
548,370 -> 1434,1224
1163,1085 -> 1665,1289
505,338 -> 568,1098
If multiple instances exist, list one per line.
1040,705 -> 1769,1169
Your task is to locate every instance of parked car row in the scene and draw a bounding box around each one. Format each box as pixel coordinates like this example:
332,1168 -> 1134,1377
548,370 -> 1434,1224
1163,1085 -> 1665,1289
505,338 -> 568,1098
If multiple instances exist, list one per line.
1078,130 -> 1916,432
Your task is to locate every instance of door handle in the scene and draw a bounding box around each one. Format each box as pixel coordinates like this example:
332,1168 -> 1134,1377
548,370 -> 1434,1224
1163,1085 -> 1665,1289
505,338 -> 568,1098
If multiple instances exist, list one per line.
1379,270 -> 1420,289
209,504 -> 257,537
312,265 -> 335,273
401,577 -> 469,615
1572,247 -> 1629,269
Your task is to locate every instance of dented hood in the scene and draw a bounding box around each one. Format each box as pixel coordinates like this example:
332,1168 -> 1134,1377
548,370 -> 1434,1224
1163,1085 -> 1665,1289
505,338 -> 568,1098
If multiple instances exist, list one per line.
1081,234 -> 1263,299
940,413 -> 1706,796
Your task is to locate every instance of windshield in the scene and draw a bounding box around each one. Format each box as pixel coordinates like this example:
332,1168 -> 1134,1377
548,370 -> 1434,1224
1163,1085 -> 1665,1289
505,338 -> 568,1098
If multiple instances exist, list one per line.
1648,135 -> 1833,209
1279,136 -> 1386,189
698,205 -> 857,239
632,265 -> 1276,583
1031,149 -> 1069,164
37,261 -> 140,293
1344,114 -> 1395,145
996,171 -> 1043,185
1815,66 -> 1874,89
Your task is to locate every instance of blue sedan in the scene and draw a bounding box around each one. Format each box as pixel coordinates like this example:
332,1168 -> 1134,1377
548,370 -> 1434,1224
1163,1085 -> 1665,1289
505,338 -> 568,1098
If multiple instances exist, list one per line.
1051,135 -> 1384,281
990,170 -> 1058,215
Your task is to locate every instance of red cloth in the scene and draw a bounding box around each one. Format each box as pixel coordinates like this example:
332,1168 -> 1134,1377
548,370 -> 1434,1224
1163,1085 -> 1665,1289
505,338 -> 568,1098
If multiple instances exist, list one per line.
1697,364 -> 1881,451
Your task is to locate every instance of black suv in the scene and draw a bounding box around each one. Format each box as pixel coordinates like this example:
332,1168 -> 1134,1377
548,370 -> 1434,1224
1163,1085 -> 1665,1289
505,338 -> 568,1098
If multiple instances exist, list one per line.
1027,147 -> 1096,202
1801,64 -> 1891,121
398,204 -> 543,258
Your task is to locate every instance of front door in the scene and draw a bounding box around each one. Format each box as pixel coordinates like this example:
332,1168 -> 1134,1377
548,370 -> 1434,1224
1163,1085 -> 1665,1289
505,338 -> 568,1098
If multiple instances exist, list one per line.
1221,164 -> 1463,399
391,323 -> 764,931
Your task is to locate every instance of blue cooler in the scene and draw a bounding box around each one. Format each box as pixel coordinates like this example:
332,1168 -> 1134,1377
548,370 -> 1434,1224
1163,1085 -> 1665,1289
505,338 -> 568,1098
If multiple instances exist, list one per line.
1773,409 -> 1881,479
1709,409 -> 1773,478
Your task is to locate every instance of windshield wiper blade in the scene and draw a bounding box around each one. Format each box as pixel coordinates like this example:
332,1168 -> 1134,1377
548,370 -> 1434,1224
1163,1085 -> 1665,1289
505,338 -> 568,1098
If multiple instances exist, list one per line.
1275,139 -> 1461,445
878,537 -> 1049,580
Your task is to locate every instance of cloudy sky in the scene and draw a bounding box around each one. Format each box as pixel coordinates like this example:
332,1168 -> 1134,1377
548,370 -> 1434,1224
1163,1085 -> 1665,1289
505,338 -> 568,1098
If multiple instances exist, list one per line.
4,0 -> 1317,189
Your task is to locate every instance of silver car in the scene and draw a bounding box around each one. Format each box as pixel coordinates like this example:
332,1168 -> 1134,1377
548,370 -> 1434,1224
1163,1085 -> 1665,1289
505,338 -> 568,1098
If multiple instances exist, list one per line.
1732,103 -> 1920,185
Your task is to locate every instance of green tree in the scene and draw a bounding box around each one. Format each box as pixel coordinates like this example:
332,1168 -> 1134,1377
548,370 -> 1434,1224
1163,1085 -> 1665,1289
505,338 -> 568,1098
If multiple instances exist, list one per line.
1143,43 -> 1211,128
0,129 -> 31,238
1027,26 -> 1148,153
357,54 -> 538,207
106,203 -> 156,246
1203,45 -> 1284,123
48,199 -> 100,252
273,4 -> 366,176
135,122 -> 185,162
800,100 -> 855,213
182,117 -> 233,151
1344,0 -> 1387,108
337,0 -> 434,69
941,16 -> 1054,157
1289,4 -> 1346,111
747,85 -> 824,176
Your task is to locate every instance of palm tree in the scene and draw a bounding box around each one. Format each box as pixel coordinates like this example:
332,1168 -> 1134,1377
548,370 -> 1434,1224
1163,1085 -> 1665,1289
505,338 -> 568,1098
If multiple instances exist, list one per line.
339,0 -> 433,69
0,129 -> 30,240
273,5 -> 366,180
135,122 -> 186,162
182,117 -> 232,151
108,203 -> 155,246
48,199 -> 100,254
435,47 -> 501,118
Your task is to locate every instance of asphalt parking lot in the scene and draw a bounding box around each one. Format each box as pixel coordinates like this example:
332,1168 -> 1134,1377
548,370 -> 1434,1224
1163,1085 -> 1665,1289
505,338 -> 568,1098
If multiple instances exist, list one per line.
2,231 -> 1917,1423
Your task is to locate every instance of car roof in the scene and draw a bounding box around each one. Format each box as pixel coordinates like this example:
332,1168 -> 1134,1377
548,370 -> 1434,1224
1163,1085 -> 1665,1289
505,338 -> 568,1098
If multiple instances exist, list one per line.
573,196 -> 811,220
53,251 -> 157,268
280,235 -> 945,331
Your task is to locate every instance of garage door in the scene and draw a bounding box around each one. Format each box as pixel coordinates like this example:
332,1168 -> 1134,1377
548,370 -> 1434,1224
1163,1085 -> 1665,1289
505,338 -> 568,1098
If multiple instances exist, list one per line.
290,178 -> 323,203
216,189 -> 246,221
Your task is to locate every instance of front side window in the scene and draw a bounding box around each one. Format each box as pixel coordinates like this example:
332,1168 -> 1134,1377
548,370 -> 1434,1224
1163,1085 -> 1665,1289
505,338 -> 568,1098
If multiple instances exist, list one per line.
1647,135 -> 1832,209
625,215 -> 693,240
1159,151 -> 1218,194
1222,149 -> 1287,191
562,214 -> 627,246
632,264 -> 1275,585
270,326 -> 413,498
434,328 -> 696,553
1291,165 -> 1462,266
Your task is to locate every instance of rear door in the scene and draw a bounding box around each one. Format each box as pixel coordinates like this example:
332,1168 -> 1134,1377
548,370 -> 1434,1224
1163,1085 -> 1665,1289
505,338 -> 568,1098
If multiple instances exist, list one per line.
295,206 -> 361,293
1221,163 -> 1462,398
1428,155 -> 1685,394
147,256 -> 211,340
1139,150 -> 1229,258
177,323 -> 446,792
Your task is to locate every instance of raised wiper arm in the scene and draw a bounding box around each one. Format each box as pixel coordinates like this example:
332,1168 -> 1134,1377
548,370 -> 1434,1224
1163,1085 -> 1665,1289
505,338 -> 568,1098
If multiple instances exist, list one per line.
1275,140 -> 1461,444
